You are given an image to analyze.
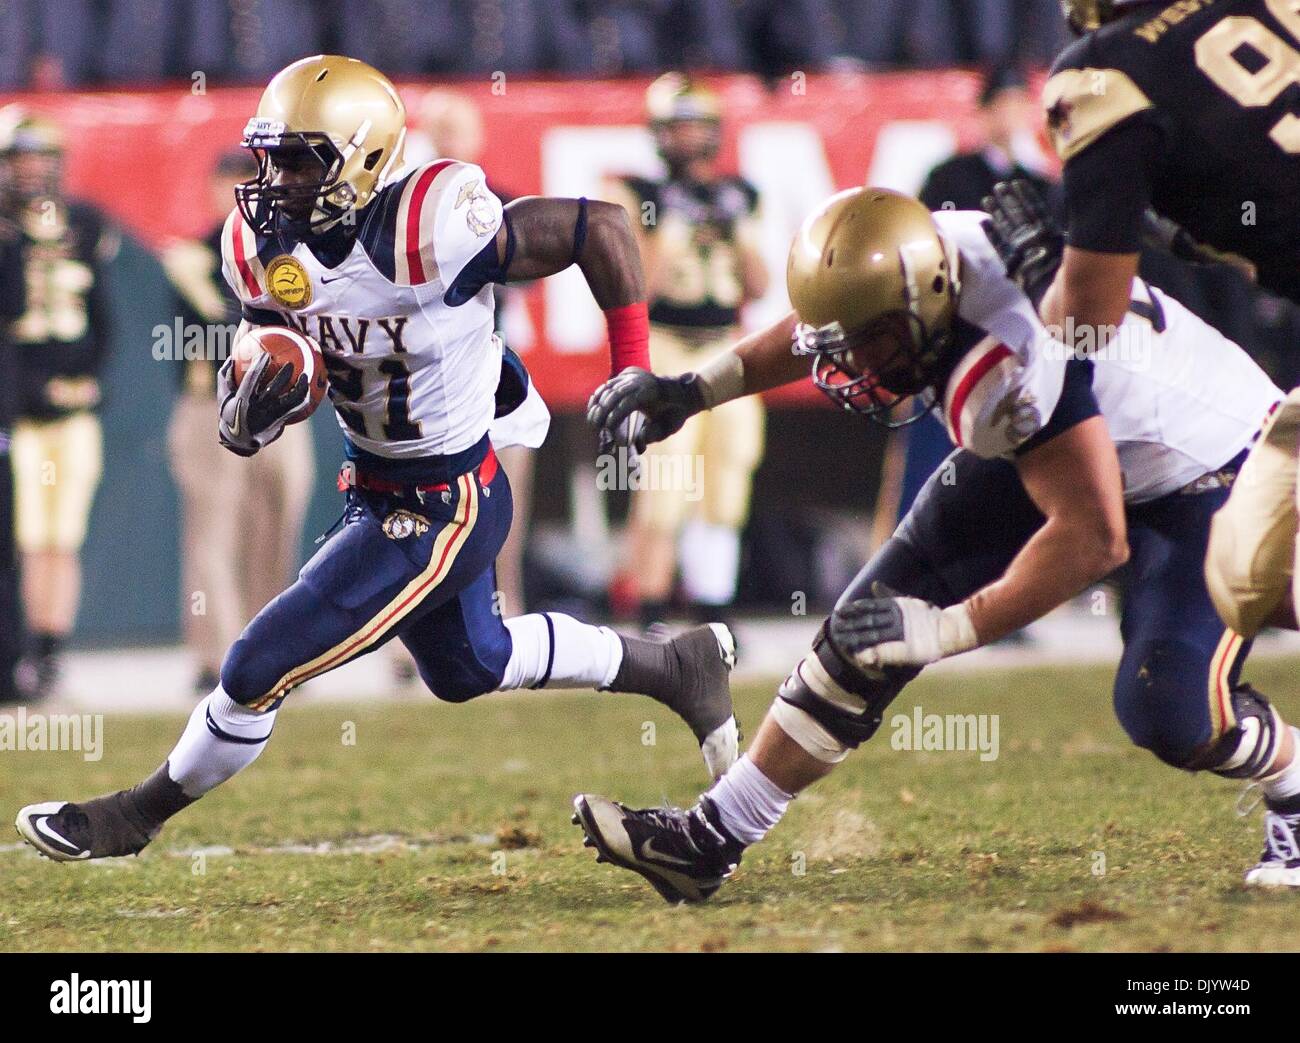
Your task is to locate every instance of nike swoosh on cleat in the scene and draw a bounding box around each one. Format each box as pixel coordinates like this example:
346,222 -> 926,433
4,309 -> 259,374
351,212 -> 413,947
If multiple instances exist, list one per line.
638,838 -> 695,867
33,816 -> 86,857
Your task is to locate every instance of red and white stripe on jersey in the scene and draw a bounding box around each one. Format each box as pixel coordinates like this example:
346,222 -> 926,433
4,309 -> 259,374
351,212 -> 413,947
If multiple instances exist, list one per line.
941,336 -> 1048,458
220,208 -> 266,302
391,159 -> 503,287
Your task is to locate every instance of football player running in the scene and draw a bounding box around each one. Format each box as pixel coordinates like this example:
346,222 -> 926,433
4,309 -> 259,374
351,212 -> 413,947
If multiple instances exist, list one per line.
574,185 -> 1300,903
14,56 -> 739,864
999,0 -> 1300,835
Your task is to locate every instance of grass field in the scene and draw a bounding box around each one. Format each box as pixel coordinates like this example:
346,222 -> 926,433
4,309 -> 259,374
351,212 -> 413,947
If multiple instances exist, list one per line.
4,657 -> 1300,953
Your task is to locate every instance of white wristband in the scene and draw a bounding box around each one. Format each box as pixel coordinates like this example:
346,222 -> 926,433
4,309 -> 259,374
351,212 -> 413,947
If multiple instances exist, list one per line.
938,602 -> 980,657
694,352 -> 746,410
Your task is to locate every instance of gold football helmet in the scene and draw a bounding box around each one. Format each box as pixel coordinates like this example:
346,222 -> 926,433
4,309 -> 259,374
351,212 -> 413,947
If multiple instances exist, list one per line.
0,106 -> 64,204
646,72 -> 721,170
788,187 -> 961,425
1060,0 -> 1146,34
236,54 -> 407,235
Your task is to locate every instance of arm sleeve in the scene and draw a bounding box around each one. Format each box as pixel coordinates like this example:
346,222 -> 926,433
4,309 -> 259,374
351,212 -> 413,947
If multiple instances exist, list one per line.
1062,118 -> 1163,254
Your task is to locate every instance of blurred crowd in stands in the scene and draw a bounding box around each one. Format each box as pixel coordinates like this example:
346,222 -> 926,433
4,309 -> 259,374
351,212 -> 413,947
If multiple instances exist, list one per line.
0,0 -> 1074,88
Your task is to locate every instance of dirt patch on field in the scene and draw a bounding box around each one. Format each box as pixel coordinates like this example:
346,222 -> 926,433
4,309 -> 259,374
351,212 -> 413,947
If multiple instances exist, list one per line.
804,808 -> 883,861
1049,900 -> 1130,928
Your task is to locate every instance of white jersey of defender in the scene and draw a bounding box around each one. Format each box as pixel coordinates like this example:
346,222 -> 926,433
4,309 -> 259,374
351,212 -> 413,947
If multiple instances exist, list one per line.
931,209 -> 1281,503
220,160 -> 549,459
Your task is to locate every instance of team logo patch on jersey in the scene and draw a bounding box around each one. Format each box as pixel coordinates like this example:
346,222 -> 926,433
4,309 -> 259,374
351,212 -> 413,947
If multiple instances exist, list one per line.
381,509 -> 430,540
266,254 -> 313,310
991,388 -> 1043,442
456,179 -> 496,237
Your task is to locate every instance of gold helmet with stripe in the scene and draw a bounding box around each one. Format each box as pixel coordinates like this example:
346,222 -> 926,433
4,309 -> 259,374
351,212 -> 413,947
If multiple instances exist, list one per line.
646,72 -> 721,171
236,54 -> 407,236
788,187 -> 961,426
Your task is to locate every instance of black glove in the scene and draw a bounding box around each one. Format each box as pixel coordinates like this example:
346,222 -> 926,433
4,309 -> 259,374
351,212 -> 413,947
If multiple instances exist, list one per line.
981,179 -> 1064,309
586,367 -> 705,455
1140,208 -> 1259,280
218,353 -> 309,456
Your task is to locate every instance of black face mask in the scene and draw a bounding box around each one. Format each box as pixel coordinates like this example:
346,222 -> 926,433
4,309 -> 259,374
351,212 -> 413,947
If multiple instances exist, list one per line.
235,136 -> 349,238
793,310 -> 956,429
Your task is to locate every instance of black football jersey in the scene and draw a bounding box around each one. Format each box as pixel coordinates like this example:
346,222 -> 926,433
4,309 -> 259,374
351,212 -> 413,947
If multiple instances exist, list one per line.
621,173 -> 760,329
1045,0 -> 1300,301
10,198 -> 116,419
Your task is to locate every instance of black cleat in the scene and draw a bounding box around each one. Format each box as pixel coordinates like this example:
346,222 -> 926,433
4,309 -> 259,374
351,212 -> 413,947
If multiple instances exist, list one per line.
572,793 -> 743,904
16,794 -> 160,862
609,623 -> 739,779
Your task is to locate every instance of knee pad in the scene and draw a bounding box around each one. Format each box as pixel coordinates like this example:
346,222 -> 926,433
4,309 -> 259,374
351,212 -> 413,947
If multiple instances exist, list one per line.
1186,684 -> 1284,778
219,638 -> 283,711
775,621 -> 912,752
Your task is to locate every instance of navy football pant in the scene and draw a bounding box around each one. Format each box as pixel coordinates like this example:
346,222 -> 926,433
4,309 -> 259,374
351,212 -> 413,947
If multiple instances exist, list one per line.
851,447 -> 1251,767
221,457 -> 514,712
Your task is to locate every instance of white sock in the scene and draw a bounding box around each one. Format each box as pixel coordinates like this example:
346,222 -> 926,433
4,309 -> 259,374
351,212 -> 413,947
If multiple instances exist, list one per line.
166,686 -> 277,798
705,755 -> 793,845
1262,728 -> 1300,803
679,521 -> 740,606
499,612 -> 624,690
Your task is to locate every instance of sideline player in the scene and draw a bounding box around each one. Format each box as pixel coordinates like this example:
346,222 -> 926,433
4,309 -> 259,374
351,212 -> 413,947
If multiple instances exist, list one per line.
0,107 -> 117,701
14,56 -> 737,863
575,187 -> 1300,901
604,74 -> 767,628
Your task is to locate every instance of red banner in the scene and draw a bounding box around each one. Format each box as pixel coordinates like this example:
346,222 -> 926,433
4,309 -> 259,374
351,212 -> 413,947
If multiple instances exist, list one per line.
3,72 -> 1053,406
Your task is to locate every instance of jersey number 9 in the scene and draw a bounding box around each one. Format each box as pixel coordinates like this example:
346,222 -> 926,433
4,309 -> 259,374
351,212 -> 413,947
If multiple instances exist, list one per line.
1195,0 -> 1300,153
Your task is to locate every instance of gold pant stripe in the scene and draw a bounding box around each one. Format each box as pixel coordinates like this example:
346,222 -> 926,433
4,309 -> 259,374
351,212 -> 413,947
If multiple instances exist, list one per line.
248,473 -> 480,710
1208,630 -> 1245,738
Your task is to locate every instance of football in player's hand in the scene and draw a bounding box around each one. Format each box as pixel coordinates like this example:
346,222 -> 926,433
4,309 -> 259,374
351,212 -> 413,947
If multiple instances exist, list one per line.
231,325 -> 328,423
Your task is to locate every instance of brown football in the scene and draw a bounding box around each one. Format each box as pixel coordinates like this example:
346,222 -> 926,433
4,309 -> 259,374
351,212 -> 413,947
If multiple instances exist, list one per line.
231,326 -> 328,423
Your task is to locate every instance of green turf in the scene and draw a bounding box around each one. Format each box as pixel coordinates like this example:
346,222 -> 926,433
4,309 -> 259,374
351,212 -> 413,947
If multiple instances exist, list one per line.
3,658 -> 1299,952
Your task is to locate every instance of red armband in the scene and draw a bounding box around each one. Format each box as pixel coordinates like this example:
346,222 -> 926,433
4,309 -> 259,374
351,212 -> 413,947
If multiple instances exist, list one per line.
604,301 -> 650,374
